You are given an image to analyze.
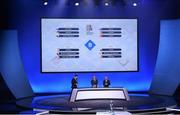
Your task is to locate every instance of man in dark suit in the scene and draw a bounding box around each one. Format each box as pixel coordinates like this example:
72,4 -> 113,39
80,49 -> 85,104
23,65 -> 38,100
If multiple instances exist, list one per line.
91,75 -> 98,88
103,76 -> 110,88
71,74 -> 78,89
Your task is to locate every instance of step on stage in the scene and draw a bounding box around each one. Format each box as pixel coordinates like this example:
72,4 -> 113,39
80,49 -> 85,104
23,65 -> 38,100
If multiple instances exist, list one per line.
16,93 -> 177,114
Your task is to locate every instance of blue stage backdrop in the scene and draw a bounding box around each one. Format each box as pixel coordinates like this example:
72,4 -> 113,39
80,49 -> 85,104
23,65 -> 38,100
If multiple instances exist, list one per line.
8,0 -> 178,93
149,19 -> 180,96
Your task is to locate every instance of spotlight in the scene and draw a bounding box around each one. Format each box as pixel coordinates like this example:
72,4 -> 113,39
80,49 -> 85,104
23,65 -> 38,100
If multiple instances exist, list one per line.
43,1 -> 48,6
133,2 -> 137,7
105,2 -> 109,6
75,2 -> 79,6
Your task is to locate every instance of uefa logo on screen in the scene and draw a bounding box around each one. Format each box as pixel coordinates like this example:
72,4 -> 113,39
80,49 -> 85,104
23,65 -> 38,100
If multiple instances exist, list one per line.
86,25 -> 93,35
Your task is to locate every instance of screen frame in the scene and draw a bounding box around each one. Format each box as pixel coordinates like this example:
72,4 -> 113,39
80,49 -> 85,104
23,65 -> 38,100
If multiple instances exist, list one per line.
40,17 -> 139,73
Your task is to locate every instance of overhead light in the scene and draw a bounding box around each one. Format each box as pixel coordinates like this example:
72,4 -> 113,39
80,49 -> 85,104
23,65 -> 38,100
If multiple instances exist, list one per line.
105,2 -> 109,6
133,2 -> 137,7
44,1 -> 48,6
75,2 -> 79,6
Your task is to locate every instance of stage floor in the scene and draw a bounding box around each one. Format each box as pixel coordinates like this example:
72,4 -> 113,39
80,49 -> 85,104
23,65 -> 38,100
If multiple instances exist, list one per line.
16,93 -> 177,114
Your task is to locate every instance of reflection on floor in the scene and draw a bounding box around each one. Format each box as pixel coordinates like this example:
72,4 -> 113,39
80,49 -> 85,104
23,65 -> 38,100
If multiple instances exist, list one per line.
0,93 -> 180,114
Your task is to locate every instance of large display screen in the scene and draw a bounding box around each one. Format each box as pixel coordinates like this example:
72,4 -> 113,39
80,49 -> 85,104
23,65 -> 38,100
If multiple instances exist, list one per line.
41,19 -> 138,72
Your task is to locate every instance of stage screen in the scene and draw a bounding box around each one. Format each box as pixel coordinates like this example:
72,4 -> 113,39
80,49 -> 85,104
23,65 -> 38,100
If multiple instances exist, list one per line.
41,19 -> 138,72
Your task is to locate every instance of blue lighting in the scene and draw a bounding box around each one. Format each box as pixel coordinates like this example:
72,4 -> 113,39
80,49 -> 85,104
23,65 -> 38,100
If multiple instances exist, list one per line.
14,0 -> 163,93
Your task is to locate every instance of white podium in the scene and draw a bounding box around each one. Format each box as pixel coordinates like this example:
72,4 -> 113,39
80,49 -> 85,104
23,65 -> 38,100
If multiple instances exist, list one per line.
70,88 -> 130,102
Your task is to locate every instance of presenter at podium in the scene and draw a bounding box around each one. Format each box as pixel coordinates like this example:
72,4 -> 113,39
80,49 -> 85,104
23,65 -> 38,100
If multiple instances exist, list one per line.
91,76 -> 98,88
103,76 -> 110,88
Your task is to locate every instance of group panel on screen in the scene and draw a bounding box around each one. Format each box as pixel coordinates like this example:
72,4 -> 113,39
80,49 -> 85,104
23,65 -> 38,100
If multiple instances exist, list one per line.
41,19 -> 138,72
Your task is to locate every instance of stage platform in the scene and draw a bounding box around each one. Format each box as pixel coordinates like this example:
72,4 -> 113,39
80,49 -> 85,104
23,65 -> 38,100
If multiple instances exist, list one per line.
16,93 -> 177,114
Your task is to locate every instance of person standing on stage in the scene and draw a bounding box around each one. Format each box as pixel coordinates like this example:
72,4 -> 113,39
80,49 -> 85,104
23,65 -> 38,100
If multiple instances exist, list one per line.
71,74 -> 78,89
103,76 -> 110,88
91,75 -> 98,88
